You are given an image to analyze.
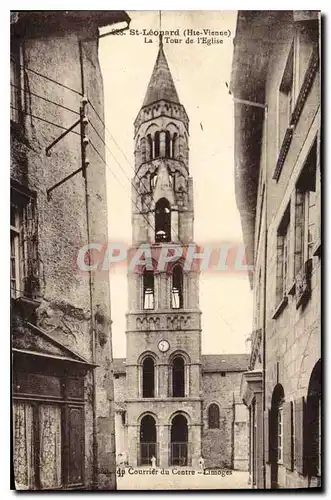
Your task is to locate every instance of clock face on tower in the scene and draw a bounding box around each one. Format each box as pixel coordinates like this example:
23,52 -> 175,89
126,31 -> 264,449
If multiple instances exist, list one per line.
158,339 -> 170,353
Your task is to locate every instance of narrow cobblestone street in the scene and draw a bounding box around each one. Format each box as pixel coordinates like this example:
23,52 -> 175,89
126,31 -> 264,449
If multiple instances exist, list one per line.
117,468 -> 250,490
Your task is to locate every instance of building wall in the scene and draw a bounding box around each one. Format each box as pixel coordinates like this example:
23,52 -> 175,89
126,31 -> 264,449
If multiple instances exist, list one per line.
114,373 -> 128,463
202,371 -> 248,470
11,20 -> 116,490
243,13 -> 321,489
113,368 -> 249,470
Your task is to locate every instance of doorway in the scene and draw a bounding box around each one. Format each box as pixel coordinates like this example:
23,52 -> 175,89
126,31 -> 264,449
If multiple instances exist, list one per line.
139,415 -> 157,466
170,414 -> 188,466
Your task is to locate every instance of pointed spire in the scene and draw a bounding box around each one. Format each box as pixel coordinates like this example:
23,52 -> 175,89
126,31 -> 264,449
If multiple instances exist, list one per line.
142,39 -> 180,107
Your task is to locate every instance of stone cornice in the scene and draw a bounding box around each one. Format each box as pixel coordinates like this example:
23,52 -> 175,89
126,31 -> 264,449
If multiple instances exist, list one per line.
273,47 -> 319,182
241,369 -> 263,407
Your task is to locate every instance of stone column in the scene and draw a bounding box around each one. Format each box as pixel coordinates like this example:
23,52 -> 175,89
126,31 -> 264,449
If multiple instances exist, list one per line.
158,361 -> 169,398
158,424 -> 169,468
189,424 -> 202,468
159,272 -> 169,309
152,137 -> 155,159
127,424 -> 139,467
148,211 -> 154,241
171,209 -> 179,242
160,131 -> 166,157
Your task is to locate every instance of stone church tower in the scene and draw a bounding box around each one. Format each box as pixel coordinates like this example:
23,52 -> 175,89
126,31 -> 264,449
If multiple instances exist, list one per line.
125,37 -> 202,468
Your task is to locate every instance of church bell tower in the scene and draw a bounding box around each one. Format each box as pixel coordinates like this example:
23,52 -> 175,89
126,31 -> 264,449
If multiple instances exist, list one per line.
125,36 -> 202,468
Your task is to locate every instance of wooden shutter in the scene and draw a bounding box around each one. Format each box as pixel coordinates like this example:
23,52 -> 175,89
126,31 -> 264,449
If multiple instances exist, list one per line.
67,405 -> 85,487
264,409 -> 270,464
294,190 -> 304,276
283,402 -> 294,470
294,397 -> 305,475
306,394 -> 320,477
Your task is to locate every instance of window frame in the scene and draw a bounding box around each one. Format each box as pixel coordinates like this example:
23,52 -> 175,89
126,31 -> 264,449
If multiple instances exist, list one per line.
11,204 -> 23,299
11,184 -> 39,301
155,198 -> 171,243
142,356 -> 155,398
208,403 -> 220,429
172,356 -> 185,398
142,269 -> 155,310
10,38 -> 23,128
276,205 -> 291,306
277,404 -> 284,464
171,264 -> 184,309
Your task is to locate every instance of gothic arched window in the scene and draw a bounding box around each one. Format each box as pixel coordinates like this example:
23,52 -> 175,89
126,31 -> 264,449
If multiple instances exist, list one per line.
154,131 -> 160,158
172,356 -> 185,397
142,357 -> 155,398
155,198 -> 171,242
172,264 -> 183,309
143,270 -> 154,310
208,404 -> 220,429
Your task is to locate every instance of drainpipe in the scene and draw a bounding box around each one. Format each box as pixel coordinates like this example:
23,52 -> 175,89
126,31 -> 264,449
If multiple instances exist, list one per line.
262,105 -> 268,489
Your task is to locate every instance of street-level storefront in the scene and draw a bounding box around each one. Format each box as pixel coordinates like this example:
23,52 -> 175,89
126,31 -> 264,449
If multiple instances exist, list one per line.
12,321 -> 95,490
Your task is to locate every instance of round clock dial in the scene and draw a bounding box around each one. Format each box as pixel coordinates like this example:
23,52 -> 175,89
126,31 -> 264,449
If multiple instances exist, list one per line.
158,340 -> 170,353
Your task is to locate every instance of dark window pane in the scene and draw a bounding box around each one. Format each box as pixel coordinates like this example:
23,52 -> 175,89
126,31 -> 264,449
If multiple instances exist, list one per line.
68,406 -> 84,486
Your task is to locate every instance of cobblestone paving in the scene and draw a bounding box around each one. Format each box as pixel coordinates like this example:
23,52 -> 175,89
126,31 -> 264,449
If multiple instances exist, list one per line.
116,467 -> 250,490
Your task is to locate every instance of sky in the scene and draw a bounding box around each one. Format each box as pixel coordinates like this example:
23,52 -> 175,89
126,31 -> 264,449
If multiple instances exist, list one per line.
98,11 -> 253,358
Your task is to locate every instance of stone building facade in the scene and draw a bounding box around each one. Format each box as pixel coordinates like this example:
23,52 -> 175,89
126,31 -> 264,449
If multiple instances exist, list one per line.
10,11 -> 130,490
231,10 -> 321,489
113,37 -> 249,471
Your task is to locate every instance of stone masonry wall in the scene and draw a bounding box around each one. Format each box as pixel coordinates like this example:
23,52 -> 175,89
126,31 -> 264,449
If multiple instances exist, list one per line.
11,22 -> 116,490
250,13 -> 321,489
201,371 -> 248,470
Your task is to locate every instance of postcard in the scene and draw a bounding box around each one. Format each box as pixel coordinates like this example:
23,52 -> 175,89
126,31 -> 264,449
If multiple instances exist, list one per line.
10,10 -> 321,491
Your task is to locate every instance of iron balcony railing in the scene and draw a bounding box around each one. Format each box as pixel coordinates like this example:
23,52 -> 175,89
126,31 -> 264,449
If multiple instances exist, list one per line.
170,442 -> 188,466
138,442 -> 158,466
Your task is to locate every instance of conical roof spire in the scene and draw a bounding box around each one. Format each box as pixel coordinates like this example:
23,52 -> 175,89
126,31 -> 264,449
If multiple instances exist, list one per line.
143,37 -> 180,107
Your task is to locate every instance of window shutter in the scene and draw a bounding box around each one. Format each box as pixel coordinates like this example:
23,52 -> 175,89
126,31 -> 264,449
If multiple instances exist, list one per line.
294,190 -> 304,276
294,397 -> 305,475
283,402 -> 294,470
306,394 -> 320,477
264,409 -> 270,464
276,234 -> 284,302
23,199 -> 39,298
67,405 -> 85,487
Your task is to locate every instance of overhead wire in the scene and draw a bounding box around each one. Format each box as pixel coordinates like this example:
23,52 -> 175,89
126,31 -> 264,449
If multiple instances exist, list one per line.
87,120 -> 237,336
11,66 -> 238,336
11,83 -> 80,115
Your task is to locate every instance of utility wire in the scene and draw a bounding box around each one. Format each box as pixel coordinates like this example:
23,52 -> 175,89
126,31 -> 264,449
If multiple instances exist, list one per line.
11,84 -> 237,336
88,136 -> 237,337
11,83 -> 80,115
21,65 -> 82,96
89,139 -> 157,237
10,105 -> 81,136
87,99 -> 135,174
